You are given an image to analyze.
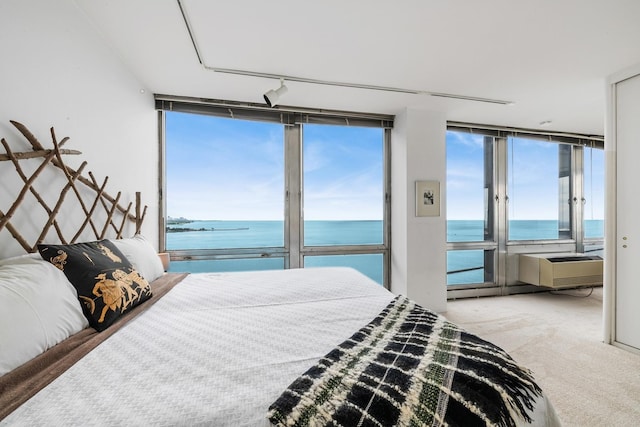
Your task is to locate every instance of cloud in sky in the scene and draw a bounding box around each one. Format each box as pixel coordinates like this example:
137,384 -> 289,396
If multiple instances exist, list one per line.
446,132 -> 486,220
165,113 -> 384,221
446,131 -> 605,220
165,114 -> 603,223
303,124 -> 383,220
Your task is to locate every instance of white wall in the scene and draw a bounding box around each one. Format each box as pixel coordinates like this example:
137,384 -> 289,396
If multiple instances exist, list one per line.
0,0 -> 157,258
0,2 -> 450,308
391,108 -> 448,312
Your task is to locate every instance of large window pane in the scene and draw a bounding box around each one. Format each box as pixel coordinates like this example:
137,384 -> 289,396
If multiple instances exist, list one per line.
165,112 -> 284,251
508,137 -> 569,240
447,249 -> 494,286
584,147 -> 605,239
302,124 -> 383,245
446,131 -> 492,242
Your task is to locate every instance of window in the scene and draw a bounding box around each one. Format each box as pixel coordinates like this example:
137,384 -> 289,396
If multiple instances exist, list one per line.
583,146 -> 604,239
159,98 -> 391,286
507,137 -> 572,241
446,131 -> 493,243
165,113 -> 284,251
446,130 -> 496,286
446,125 -> 603,295
447,249 -> 495,286
303,124 -> 384,246
302,124 -> 386,283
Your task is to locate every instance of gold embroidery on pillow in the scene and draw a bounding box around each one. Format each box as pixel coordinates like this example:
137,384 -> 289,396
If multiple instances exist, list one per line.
112,270 -> 139,305
112,269 -> 149,304
49,250 -> 67,270
92,273 -> 124,323
97,243 -> 121,263
79,295 -> 96,314
89,270 -> 151,324
82,251 -> 95,265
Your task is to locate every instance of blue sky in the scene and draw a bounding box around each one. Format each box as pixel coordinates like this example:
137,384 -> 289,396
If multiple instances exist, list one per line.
166,112 -> 604,222
446,131 -> 605,220
166,112 -> 284,220
303,125 -> 383,220
582,146 -> 605,221
445,131 -> 486,220
166,112 -> 383,220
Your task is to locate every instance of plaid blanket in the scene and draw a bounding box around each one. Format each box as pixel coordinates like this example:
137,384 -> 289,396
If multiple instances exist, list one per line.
268,296 -> 542,427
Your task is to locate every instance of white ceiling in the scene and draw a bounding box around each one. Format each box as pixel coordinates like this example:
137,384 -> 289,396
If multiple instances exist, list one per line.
75,0 -> 640,136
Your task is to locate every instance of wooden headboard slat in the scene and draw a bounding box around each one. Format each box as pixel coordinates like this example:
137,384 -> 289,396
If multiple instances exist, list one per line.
0,121 -> 147,254
71,176 -> 109,242
0,148 -> 81,162
100,191 -> 122,240
0,138 -> 60,231
0,209 -> 32,252
35,161 -> 88,246
10,119 -> 46,151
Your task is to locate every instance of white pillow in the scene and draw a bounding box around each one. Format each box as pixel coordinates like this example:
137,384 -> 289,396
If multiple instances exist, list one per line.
0,252 -> 42,265
110,235 -> 164,282
0,257 -> 89,376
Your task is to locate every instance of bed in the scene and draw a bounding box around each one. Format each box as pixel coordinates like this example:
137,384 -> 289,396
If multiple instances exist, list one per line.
0,122 -> 561,426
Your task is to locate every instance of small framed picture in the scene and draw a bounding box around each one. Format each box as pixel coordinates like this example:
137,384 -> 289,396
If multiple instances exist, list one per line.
415,180 -> 440,217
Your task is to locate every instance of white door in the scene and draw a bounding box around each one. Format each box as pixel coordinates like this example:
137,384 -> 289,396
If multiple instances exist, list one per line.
615,73 -> 640,350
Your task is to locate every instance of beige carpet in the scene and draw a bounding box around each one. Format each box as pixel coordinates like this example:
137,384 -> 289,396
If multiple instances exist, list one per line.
444,287 -> 640,427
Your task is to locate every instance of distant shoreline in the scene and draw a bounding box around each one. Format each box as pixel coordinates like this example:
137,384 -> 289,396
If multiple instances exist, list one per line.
166,227 -> 250,233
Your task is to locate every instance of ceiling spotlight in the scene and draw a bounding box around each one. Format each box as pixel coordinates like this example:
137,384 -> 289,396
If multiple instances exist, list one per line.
263,79 -> 288,107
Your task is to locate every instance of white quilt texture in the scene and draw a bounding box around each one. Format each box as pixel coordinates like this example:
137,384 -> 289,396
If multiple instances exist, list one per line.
2,267 -> 394,427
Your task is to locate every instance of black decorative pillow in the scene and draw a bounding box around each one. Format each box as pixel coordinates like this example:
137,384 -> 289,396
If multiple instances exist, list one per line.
38,240 -> 152,332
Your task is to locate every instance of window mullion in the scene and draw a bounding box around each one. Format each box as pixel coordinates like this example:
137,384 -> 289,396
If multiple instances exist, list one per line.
558,144 -> 572,239
574,145 -> 585,252
496,137 -> 509,291
285,124 -> 302,268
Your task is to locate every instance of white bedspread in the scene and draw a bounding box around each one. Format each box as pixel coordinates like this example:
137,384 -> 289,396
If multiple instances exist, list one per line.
2,266 -> 560,427
2,267 -> 394,427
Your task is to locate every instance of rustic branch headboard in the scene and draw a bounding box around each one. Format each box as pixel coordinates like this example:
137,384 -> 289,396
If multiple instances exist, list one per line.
0,121 -> 147,254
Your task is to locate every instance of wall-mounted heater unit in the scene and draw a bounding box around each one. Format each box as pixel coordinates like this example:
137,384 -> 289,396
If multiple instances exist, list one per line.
519,253 -> 603,288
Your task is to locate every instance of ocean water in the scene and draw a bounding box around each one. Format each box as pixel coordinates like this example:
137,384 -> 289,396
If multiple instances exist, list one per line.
167,219 -> 604,285
447,219 -> 604,242
167,220 -> 382,249
167,220 -> 383,282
